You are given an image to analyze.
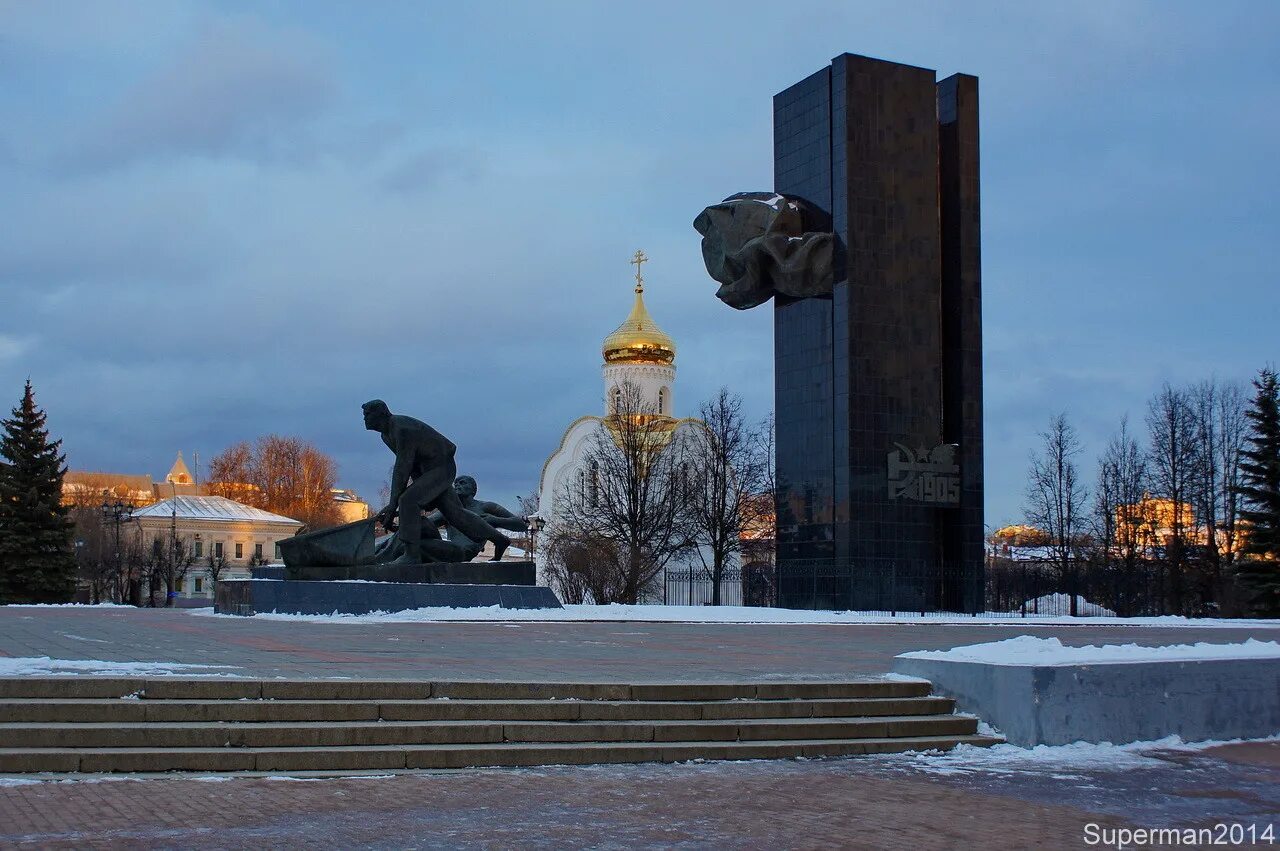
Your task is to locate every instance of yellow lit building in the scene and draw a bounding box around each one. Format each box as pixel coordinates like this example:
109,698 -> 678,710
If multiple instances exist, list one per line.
1116,493 -> 1197,547
65,452 -> 367,524
131,496 -> 304,599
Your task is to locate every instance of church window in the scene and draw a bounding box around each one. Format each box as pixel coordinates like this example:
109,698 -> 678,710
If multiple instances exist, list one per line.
658,387 -> 667,414
612,386 -> 622,414
589,461 -> 599,506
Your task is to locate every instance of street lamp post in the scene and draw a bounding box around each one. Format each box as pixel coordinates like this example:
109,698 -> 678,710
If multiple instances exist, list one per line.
100,493 -> 134,605
527,516 -> 545,565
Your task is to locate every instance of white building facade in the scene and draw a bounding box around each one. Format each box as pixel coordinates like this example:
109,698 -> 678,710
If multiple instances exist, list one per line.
536,253 -> 719,602
130,496 -> 303,600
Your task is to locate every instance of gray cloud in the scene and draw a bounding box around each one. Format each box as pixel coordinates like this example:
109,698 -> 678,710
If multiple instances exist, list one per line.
379,147 -> 488,194
62,15 -> 335,172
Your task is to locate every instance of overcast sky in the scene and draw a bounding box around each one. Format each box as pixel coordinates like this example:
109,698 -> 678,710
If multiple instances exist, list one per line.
2,1 -> 1277,527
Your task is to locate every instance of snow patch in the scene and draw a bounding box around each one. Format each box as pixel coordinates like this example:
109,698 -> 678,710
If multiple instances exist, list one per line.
188,603 -> 1280,628
898,636 -> 1280,666
2,603 -> 132,609
0,657 -> 241,677
879,733 -> 1280,775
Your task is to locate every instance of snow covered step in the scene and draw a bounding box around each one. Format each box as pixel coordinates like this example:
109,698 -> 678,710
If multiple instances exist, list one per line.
0,735 -> 1002,774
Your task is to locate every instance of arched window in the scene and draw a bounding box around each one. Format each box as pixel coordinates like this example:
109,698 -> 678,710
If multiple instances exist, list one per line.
658,387 -> 667,415
589,460 -> 599,506
612,386 -> 622,414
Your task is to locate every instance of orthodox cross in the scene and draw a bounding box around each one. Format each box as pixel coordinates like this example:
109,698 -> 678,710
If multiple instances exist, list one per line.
630,249 -> 647,293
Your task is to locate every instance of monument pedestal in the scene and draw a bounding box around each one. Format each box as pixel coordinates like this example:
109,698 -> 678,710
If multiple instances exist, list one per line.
217,561 -> 561,616
284,560 -> 536,585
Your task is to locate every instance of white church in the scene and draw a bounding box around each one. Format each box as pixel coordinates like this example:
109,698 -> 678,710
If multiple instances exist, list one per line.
536,251 -> 708,598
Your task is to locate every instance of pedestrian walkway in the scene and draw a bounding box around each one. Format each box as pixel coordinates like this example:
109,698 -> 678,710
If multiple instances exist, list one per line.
2,742 -> 1276,849
2,607 -> 1276,681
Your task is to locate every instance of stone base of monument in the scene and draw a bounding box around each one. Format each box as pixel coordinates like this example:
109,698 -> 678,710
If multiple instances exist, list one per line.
893,655 -> 1280,746
284,561 -> 537,585
216,561 -> 561,616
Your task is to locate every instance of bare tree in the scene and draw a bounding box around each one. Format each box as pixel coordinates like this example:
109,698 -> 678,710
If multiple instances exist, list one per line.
549,381 -> 692,604
1025,413 -> 1088,615
209,435 -> 342,529
69,505 -> 114,604
1094,416 -> 1148,567
683,389 -> 771,605
205,550 -> 230,589
1146,383 -> 1199,613
1189,379 -> 1247,596
142,532 -> 198,608
540,525 -> 614,604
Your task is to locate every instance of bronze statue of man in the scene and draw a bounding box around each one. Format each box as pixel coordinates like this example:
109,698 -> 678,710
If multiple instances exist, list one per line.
427,476 -> 529,560
362,400 -> 510,563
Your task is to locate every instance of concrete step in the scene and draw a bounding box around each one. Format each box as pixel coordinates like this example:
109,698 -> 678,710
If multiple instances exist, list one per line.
0,735 -> 1002,773
0,678 -> 931,702
0,715 -> 978,749
0,677 -> 995,773
0,695 -> 955,724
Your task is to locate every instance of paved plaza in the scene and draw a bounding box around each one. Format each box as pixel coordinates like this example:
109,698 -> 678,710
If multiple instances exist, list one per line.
2,607 -> 1279,847
3,606 -> 1278,681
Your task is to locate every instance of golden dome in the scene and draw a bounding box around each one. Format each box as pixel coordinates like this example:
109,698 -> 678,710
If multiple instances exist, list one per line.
602,250 -> 676,366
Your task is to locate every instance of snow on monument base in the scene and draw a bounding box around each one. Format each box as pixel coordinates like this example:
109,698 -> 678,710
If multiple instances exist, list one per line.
893,637 -> 1280,746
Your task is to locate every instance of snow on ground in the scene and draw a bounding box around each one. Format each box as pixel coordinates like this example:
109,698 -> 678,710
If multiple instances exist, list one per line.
2,603 -> 133,609
897,635 -> 1280,665
874,733 -> 1280,777
0,657 -> 242,677
188,603 -> 1280,628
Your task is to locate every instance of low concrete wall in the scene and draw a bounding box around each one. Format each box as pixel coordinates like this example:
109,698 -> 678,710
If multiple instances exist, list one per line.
893,656 -> 1280,746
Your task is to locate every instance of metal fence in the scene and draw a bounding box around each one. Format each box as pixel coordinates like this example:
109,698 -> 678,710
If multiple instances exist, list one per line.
661,562 -> 781,608
776,559 -> 985,614
770,556 -> 1226,617
985,557 -> 1217,618
662,568 -> 744,607
651,555 -> 1232,616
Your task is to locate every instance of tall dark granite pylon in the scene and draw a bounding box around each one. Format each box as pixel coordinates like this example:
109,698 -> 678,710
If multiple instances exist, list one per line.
768,53 -> 984,610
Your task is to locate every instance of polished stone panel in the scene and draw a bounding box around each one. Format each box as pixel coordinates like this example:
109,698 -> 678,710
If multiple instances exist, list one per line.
214,578 -> 562,616
773,54 -> 984,611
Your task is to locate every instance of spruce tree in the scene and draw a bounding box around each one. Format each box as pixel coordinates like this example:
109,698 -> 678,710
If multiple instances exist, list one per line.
1235,368 -> 1280,616
0,381 -> 77,603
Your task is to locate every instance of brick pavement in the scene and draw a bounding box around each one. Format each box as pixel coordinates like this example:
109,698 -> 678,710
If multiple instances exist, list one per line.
3,607 -> 1277,681
2,744 -> 1277,850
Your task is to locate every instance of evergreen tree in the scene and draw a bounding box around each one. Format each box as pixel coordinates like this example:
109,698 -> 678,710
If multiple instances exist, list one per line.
0,381 -> 76,603
1235,368 -> 1280,616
